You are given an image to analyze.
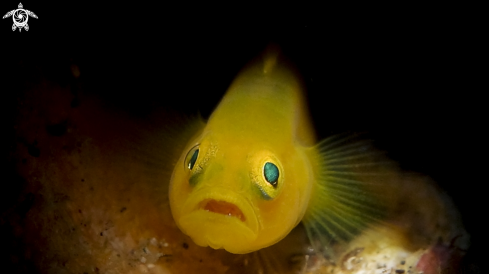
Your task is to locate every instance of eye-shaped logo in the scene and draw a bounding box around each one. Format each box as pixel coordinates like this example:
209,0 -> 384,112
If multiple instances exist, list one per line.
3,3 -> 38,32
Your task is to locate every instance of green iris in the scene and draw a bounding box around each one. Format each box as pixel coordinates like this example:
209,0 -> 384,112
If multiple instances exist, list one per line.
188,149 -> 199,170
263,162 -> 279,187
185,146 -> 199,170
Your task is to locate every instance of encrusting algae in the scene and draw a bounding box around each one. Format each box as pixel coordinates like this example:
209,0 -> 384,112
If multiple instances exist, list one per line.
7,48 -> 469,273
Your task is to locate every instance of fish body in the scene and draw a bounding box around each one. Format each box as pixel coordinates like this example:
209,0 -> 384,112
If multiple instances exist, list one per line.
170,48 -> 390,255
170,50 -> 317,254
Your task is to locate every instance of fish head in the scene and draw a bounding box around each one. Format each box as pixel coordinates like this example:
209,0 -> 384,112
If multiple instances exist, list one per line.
169,123 -> 313,254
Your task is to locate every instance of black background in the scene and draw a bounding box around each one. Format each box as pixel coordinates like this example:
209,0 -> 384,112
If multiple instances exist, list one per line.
1,1 -> 485,272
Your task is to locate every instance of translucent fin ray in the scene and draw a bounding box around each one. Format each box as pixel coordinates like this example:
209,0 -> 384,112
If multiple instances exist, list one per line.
302,133 -> 398,261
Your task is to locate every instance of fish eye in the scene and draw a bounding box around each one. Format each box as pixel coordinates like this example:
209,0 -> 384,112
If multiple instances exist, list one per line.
263,162 -> 279,187
251,154 -> 284,200
184,145 -> 200,170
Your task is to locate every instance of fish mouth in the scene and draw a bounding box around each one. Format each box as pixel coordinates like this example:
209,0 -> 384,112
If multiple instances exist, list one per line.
178,187 -> 259,252
199,199 -> 247,222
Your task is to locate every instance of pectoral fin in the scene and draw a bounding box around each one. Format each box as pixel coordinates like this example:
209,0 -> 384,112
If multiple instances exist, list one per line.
302,133 -> 399,261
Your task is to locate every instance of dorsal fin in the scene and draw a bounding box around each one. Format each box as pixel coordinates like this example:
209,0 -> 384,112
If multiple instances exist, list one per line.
262,44 -> 280,75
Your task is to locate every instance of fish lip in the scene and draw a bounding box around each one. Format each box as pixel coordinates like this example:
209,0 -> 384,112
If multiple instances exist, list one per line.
180,187 -> 259,235
198,199 -> 247,222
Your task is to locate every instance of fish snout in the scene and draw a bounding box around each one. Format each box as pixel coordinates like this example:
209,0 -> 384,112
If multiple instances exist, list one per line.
177,187 -> 260,253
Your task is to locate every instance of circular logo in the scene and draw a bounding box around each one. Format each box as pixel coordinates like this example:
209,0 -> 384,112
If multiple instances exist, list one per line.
13,9 -> 28,27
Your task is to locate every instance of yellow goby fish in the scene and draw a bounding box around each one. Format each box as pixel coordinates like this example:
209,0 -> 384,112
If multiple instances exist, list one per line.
169,48 -> 390,255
